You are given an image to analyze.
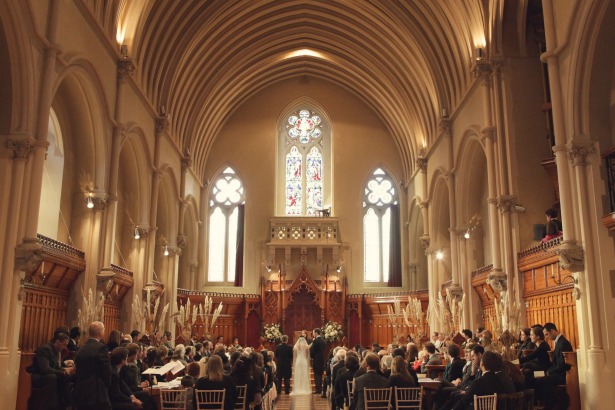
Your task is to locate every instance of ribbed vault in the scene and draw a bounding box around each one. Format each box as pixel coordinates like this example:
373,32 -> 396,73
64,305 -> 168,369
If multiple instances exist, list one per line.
89,0 -> 488,181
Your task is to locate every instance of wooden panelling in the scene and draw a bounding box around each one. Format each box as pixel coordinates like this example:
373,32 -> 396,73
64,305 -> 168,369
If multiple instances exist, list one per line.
19,285 -> 69,352
103,301 -> 122,336
525,290 -> 578,349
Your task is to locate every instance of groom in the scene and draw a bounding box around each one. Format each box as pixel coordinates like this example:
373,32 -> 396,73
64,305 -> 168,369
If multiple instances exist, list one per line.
309,328 -> 326,395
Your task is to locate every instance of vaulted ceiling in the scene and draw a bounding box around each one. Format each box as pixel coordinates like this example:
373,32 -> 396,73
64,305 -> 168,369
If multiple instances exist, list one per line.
83,0 -> 494,180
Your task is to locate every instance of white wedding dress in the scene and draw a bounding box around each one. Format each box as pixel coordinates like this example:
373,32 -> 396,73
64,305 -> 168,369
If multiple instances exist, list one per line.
290,336 -> 312,395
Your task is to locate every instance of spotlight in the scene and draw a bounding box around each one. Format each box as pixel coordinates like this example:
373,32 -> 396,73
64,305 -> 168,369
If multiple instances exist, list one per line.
134,227 -> 140,240
336,266 -> 342,273
266,265 -> 272,272
86,196 -> 94,209
163,246 -> 169,256
435,251 -> 444,260
464,231 -> 471,239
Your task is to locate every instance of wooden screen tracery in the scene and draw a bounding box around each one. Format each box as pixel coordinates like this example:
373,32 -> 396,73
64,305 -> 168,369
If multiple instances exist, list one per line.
284,284 -> 321,335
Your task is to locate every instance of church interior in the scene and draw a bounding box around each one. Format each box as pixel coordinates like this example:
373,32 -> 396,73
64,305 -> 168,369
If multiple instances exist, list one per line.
1,0 -> 615,409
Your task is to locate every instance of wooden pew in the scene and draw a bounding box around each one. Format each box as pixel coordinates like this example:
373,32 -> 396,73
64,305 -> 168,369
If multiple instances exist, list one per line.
564,351 -> 580,410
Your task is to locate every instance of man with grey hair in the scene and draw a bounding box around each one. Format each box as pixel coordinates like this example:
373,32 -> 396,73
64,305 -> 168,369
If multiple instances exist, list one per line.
74,321 -> 111,410
275,334 -> 293,394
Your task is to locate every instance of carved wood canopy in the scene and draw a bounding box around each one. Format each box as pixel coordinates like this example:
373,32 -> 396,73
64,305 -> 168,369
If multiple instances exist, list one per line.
286,266 -> 320,305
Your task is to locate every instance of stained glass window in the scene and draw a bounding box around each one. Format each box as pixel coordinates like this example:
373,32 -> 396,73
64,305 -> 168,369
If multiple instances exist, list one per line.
208,167 -> 244,283
363,168 -> 398,282
284,109 -> 326,215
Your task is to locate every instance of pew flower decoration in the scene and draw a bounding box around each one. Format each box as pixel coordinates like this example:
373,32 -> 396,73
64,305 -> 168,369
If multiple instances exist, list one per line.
263,323 -> 282,343
323,321 -> 343,342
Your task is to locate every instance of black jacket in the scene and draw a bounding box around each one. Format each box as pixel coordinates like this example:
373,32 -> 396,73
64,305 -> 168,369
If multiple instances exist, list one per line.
452,371 -> 516,410
520,341 -> 550,371
548,335 -> 573,377
28,342 -> 65,377
310,336 -> 327,371
274,343 -> 293,375
73,338 -> 112,408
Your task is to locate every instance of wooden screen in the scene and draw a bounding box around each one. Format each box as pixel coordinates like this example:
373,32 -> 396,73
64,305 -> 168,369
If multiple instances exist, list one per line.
284,286 -> 321,337
103,301 -> 122,337
19,285 -> 69,352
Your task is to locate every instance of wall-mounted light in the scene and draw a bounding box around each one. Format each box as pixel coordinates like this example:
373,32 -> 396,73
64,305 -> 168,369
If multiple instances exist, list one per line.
120,44 -> 128,58
464,231 -> 471,239
336,265 -> 342,273
86,196 -> 94,209
441,108 -> 448,118
266,265 -> 272,273
435,251 -> 444,260
134,227 -> 141,240
475,47 -> 485,60
163,246 -> 169,256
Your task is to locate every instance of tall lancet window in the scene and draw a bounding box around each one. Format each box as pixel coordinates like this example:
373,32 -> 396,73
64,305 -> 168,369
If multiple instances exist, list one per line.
279,108 -> 330,216
208,166 -> 245,285
363,168 -> 401,285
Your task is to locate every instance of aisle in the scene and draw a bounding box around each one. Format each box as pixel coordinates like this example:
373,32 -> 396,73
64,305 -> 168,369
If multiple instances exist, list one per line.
275,393 -> 329,410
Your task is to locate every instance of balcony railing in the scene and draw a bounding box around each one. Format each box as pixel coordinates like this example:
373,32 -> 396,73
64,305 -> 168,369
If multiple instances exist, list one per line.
268,217 -> 340,245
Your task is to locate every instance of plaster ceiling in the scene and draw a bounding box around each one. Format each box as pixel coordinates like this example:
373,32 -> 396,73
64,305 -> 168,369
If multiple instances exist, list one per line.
85,0 -> 492,180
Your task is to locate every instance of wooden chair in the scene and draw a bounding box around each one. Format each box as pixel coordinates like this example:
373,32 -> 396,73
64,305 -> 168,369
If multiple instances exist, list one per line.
160,388 -> 188,410
235,385 -> 247,410
522,389 -> 534,410
347,379 -> 354,408
496,392 -> 524,410
363,388 -> 392,410
195,389 -> 226,410
474,393 -> 497,410
394,386 -> 422,409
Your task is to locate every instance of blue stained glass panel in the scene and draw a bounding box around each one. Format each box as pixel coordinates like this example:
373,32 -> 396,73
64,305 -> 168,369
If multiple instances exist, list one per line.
306,146 -> 323,215
286,146 -> 302,215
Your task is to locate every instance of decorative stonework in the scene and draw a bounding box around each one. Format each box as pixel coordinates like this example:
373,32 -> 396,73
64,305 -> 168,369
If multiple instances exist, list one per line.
418,234 -> 430,251
117,59 -> 135,80
418,200 -> 429,210
6,138 -> 46,160
155,114 -> 170,134
487,269 -> 507,292
497,195 -> 518,214
447,283 -> 464,301
176,234 -> 187,249
14,240 -> 43,272
471,59 -> 493,81
181,156 -> 193,171
439,118 -> 451,135
566,141 -> 596,167
416,157 -> 427,172
480,126 -> 496,141
85,194 -> 108,211
555,240 -> 584,272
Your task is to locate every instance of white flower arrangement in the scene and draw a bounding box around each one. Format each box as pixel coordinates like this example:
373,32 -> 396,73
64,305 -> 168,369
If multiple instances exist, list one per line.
322,321 -> 343,342
263,323 -> 282,343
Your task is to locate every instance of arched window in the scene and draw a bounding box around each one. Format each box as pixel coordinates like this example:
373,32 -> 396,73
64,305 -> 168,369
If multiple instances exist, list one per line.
363,168 -> 401,284
279,108 -> 330,215
208,167 -> 245,284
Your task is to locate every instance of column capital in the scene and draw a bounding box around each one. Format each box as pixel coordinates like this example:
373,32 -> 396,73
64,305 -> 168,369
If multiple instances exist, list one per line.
439,118 -> 451,135
480,126 -> 496,142
155,114 -> 170,134
177,234 -> 187,249
14,239 -> 43,272
487,269 -> 508,292
418,235 -> 430,252
117,59 -> 135,80
447,283 -> 464,301
418,200 -> 429,209
565,140 -> 596,167
416,157 -> 427,173
471,59 -> 493,82
554,240 -> 584,272
84,192 -> 109,211
497,195 -> 518,214
5,137 -> 48,160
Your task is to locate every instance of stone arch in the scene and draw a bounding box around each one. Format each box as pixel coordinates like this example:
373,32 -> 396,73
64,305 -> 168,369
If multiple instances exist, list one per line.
153,166 -> 180,290
408,197 -> 428,290
429,169 -> 451,285
178,196 -> 199,290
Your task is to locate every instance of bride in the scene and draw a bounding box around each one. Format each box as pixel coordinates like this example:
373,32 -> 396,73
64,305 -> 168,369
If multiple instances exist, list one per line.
290,336 -> 311,395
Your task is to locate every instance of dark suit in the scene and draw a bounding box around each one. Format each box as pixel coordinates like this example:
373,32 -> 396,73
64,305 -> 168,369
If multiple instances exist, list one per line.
334,369 -> 357,410
109,367 -> 135,409
194,376 -> 237,410
520,341 -> 550,371
310,336 -> 326,393
452,371 -> 515,410
275,342 -> 293,393
28,342 -> 69,409
536,335 -> 573,408
74,338 -> 112,410
443,357 -> 466,382
350,370 -> 388,410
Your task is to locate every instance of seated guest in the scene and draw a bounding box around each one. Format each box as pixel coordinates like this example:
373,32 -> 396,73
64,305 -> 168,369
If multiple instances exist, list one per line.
230,356 -> 260,410
536,323 -> 573,409
350,353 -> 387,410
27,332 -> 74,410
520,325 -> 550,388
179,375 -> 195,410
130,330 -> 141,344
420,342 -> 442,374
194,354 -> 237,410
542,208 -> 563,243
451,351 -> 515,410
68,327 -> 81,351
501,359 -> 526,392
388,355 -> 416,409
380,354 -> 393,377
334,354 -> 359,410
120,344 -> 157,409
185,345 -> 196,363
193,343 -> 204,362
436,345 -> 483,410
161,330 -> 173,350
443,344 -> 466,383
517,328 -> 536,361
461,329 -> 473,349
109,347 -> 144,409
106,329 -> 122,352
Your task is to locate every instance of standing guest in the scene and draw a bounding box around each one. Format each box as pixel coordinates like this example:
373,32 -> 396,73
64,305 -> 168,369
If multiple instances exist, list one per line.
517,328 -> 536,361
106,330 -> 121,351
27,332 -> 75,410
193,342 -> 204,362
537,323 -> 573,408
216,335 -> 225,346
275,335 -> 293,394
68,327 -> 81,352
310,328 -> 327,395
231,337 -> 241,349
371,342 -> 381,353
461,329 -> 473,349
108,347 -> 144,409
350,353 -> 387,410
194,355 -> 237,410
73,321 -> 112,410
